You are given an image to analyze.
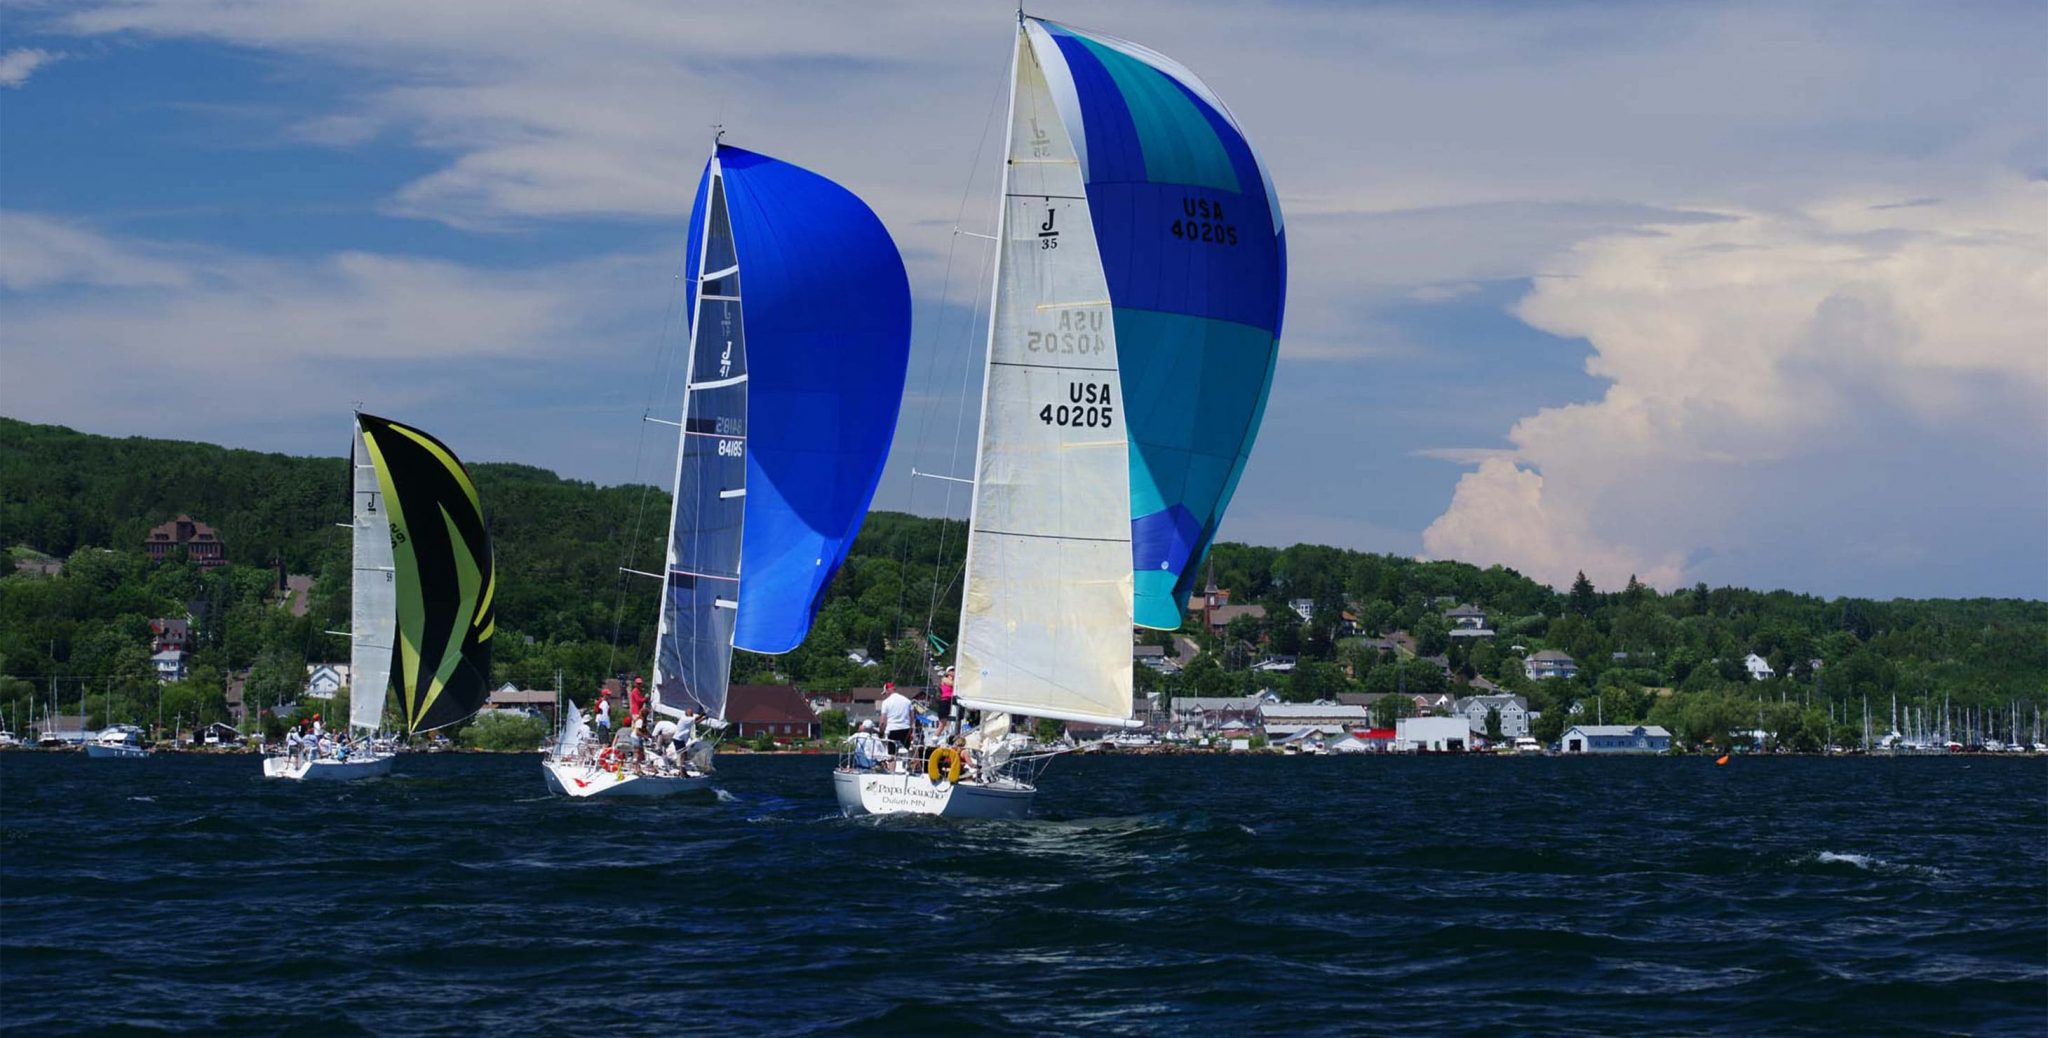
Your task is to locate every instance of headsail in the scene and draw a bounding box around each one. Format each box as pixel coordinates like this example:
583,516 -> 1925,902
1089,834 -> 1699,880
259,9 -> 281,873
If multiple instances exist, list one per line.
655,144 -> 911,721
1028,18 -> 1288,630
955,28 -> 1136,728
355,413 -> 497,733
347,421 -> 397,732
956,18 -> 1284,726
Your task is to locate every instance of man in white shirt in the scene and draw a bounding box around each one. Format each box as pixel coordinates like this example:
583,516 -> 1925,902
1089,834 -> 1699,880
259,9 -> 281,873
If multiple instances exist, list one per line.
878,683 -> 917,758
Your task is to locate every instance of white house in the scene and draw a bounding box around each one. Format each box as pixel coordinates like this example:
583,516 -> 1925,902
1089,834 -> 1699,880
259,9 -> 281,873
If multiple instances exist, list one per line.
152,649 -> 188,683
304,663 -> 350,700
1455,694 -> 1531,738
1524,649 -> 1578,681
1249,654 -> 1297,674
1443,603 -> 1495,639
846,649 -> 879,668
1743,653 -> 1775,681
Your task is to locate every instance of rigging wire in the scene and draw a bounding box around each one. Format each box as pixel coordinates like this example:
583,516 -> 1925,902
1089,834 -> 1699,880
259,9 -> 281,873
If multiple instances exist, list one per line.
606,215 -> 697,682
888,52 -> 1012,687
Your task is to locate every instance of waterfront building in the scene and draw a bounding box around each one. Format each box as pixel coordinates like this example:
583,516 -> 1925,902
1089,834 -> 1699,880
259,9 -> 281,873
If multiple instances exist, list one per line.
1524,649 -> 1578,681
1454,694 -> 1531,738
1560,724 -> 1671,754
1258,701 -> 1370,742
484,683 -> 558,721
1171,695 -> 1269,736
1394,715 -> 1472,752
726,684 -> 819,742
144,515 -> 226,568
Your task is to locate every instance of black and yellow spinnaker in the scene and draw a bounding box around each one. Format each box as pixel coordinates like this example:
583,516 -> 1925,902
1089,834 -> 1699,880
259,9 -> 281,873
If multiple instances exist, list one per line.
356,413 -> 496,733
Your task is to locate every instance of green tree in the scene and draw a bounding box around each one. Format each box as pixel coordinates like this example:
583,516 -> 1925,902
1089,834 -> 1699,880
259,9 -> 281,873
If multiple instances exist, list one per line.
459,710 -> 548,751
819,708 -> 850,740
1371,694 -> 1412,727
1569,571 -> 1597,617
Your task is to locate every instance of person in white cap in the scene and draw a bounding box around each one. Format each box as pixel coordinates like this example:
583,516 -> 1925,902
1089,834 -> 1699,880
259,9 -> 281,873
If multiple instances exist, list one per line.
849,718 -> 888,770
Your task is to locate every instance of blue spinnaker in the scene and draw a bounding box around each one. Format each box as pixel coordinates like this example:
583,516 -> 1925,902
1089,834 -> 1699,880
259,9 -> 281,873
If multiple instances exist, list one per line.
1032,19 -> 1287,630
708,145 -> 911,655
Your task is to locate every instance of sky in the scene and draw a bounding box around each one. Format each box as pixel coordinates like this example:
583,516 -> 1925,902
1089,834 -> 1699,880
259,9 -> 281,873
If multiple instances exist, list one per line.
2,0 -> 2044,600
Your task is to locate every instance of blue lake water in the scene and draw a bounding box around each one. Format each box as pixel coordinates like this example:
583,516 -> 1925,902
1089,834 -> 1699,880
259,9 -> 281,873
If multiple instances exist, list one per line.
2,752 -> 2044,1036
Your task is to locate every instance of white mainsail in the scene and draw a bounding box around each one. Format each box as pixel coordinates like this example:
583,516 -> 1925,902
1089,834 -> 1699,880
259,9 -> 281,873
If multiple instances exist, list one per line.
348,420 -> 397,732
954,27 -> 1136,728
652,156 -> 749,725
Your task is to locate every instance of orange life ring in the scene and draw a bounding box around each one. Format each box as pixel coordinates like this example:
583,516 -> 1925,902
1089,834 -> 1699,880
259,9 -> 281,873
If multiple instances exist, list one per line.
596,747 -> 619,772
926,746 -> 963,785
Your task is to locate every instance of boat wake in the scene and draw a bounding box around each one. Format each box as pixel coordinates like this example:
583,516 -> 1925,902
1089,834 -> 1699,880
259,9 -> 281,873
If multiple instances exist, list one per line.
1806,850 -> 1943,877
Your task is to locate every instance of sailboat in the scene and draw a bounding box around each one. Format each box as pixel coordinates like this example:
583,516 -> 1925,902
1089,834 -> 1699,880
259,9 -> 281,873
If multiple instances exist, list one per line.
542,141 -> 912,798
834,14 -> 1285,818
264,413 -> 497,780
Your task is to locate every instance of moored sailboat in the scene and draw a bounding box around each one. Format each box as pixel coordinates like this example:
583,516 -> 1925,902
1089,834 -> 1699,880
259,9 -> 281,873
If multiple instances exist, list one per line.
835,13 -> 1285,818
264,413 -> 496,780
543,141 -> 911,798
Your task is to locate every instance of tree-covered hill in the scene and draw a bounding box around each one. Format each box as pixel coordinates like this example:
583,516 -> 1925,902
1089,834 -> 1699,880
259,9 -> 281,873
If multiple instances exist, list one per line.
3,416 -> 2042,749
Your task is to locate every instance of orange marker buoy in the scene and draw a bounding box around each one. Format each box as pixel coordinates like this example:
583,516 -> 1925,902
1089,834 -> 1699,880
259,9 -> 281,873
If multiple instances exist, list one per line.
1715,754 -> 1730,766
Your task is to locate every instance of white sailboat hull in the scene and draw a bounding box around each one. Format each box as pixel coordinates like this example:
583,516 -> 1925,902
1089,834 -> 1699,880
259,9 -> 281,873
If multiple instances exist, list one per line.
833,768 -> 1035,820
85,743 -> 151,759
262,753 -> 394,781
542,759 -> 713,799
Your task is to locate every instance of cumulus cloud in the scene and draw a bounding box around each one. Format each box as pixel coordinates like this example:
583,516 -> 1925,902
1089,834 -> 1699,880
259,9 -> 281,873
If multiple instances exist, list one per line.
0,48 -> 59,88
1422,178 -> 2048,596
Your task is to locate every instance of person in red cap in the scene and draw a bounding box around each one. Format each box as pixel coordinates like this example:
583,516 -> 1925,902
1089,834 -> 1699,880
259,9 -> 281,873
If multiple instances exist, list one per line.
596,688 -> 613,735
629,677 -> 647,726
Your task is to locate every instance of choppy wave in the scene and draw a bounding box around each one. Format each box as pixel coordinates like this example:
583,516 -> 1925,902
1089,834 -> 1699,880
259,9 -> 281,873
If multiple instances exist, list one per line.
2,752 -> 2043,1036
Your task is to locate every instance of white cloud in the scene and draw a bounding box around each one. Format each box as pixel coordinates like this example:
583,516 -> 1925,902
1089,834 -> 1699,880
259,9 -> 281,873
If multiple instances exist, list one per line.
0,213 -> 676,475
0,48 -> 59,88
0,212 -> 193,290
1422,177 -> 2048,595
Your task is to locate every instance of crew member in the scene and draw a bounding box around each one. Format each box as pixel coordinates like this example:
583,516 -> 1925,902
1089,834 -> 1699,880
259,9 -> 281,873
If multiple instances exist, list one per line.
878,682 -> 916,758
